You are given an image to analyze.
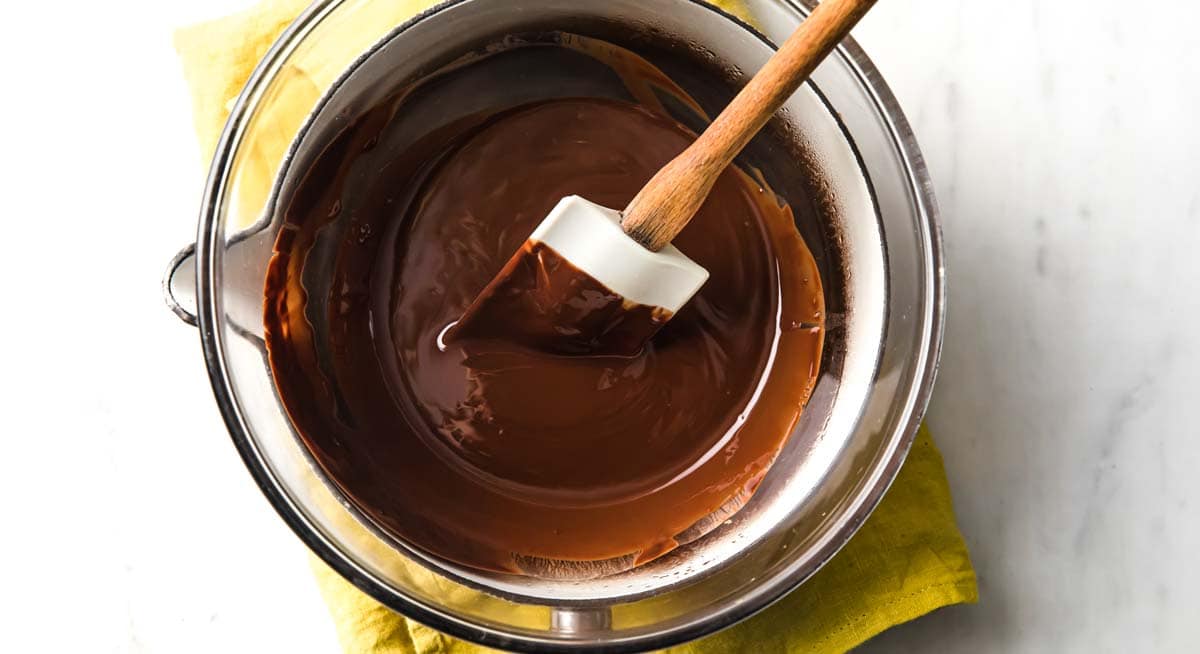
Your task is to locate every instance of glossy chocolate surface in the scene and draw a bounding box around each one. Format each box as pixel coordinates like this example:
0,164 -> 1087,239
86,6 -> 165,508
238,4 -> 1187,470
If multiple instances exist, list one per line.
264,35 -> 825,576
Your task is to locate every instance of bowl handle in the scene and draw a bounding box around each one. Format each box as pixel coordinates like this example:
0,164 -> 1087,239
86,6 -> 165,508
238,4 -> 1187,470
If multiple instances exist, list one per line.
551,607 -> 612,634
163,243 -> 198,326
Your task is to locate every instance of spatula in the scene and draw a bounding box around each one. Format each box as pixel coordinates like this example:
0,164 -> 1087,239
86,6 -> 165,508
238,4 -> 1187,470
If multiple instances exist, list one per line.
448,0 -> 877,356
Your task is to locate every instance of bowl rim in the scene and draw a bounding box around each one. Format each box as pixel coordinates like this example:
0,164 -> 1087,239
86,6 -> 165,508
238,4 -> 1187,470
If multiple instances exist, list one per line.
192,0 -> 945,651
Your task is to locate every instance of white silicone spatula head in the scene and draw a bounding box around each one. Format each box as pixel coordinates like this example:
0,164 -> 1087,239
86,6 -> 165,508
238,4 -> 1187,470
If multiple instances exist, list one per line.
532,196 -> 709,314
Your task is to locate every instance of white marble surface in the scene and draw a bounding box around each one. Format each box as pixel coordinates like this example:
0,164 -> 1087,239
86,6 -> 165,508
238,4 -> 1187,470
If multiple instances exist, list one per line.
1,0 -> 1197,652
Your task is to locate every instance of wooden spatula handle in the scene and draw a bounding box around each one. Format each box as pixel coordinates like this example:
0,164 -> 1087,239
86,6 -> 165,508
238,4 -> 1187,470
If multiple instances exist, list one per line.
621,0 -> 877,251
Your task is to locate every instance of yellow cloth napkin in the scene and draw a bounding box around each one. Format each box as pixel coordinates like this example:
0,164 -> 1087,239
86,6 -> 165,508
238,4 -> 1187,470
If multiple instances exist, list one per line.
176,3 -> 976,652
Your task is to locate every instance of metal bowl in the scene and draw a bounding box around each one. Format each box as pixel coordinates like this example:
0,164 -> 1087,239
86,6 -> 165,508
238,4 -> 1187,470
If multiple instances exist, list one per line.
163,0 -> 944,650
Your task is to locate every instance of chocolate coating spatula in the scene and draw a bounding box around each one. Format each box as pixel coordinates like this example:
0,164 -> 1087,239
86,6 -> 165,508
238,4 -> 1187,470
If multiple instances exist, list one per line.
449,0 -> 877,355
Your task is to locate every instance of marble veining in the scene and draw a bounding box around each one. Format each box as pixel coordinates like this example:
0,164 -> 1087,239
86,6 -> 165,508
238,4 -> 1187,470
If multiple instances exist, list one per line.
856,0 -> 1200,651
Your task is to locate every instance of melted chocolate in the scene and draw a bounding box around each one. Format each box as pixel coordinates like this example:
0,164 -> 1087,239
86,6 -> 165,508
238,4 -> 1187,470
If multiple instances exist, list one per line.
450,240 -> 670,357
264,35 -> 826,577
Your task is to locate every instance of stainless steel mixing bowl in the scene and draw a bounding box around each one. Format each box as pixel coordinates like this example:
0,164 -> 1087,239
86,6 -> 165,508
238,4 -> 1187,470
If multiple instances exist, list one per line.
163,0 -> 944,650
